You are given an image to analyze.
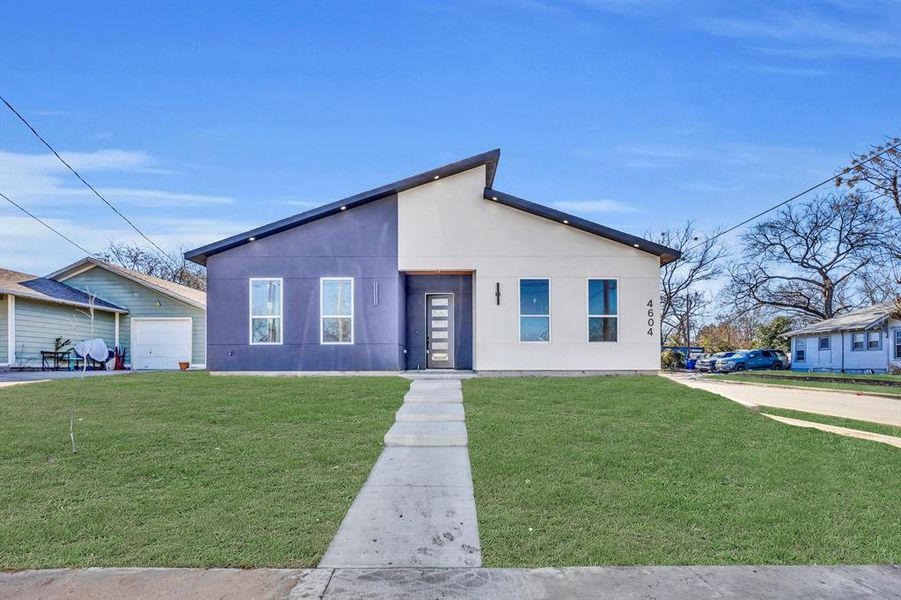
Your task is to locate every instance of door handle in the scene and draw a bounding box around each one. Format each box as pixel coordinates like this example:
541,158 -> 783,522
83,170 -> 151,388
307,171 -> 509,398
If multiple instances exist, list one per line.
426,337 -> 430,354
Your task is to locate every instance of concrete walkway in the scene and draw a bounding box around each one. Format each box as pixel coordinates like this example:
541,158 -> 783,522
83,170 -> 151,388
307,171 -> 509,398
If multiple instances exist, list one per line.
763,413 -> 901,448
665,373 -> 901,426
318,378 -> 481,568
3,565 -> 898,599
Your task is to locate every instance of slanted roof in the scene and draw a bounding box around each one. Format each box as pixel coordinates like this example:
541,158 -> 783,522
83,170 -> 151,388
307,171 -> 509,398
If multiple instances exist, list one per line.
786,301 -> 898,336
183,148 -> 681,266
483,189 -> 681,265
49,257 -> 206,310
185,149 -> 502,265
0,268 -> 127,313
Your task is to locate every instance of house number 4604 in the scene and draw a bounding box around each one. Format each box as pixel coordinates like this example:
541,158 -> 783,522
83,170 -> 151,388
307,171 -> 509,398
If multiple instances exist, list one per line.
646,300 -> 655,336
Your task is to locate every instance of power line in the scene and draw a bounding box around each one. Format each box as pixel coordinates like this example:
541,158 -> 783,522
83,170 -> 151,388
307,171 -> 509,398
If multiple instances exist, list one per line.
681,138 -> 901,255
1,192 -> 94,255
1,94 -> 176,264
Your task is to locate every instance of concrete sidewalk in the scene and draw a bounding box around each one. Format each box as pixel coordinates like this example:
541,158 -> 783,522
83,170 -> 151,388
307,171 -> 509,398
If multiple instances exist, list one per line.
318,378 -> 481,568
665,373 -> 901,426
3,565 -> 898,599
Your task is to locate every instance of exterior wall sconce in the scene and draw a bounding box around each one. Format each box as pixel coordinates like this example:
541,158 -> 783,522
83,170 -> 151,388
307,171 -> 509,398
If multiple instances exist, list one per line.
495,282 -> 501,305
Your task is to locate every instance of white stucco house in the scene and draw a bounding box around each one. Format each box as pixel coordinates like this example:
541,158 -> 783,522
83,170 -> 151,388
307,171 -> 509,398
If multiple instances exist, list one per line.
186,149 -> 681,374
785,301 -> 901,374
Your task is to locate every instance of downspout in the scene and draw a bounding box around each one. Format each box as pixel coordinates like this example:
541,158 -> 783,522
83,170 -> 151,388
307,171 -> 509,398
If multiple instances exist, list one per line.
841,331 -> 845,373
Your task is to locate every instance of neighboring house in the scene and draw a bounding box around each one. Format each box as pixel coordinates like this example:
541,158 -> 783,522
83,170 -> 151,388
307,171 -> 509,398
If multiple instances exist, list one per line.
48,258 -> 207,369
186,149 -> 680,374
0,268 -> 127,368
785,302 -> 901,374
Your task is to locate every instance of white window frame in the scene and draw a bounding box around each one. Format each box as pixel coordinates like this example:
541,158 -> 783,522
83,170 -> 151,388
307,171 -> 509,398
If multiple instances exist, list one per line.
586,277 -> 619,344
794,338 -> 806,363
320,277 -> 354,345
518,277 -> 551,344
818,336 -> 830,350
249,277 -> 283,346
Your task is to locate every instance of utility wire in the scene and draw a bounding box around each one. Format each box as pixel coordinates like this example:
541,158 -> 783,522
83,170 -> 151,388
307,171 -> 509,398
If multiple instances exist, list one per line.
681,138 -> 901,255
1,192 -> 94,255
1,94 -> 176,264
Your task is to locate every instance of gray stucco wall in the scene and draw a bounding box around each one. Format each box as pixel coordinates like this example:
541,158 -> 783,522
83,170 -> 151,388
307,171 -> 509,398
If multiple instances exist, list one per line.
206,195 -> 403,371
404,274 -> 473,371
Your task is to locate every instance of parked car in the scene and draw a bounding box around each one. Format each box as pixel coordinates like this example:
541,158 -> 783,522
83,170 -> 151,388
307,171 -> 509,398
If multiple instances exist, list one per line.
716,349 -> 787,372
696,352 -> 735,372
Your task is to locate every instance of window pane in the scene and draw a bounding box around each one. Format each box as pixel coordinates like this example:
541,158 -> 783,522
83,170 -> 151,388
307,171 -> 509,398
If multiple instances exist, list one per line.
322,317 -> 352,343
252,317 -> 280,343
520,316 -> 549,342
588,280 -> 617,315
520,279 -> 549,315
589,317 -> 617,342
867,332 -> 880,349
251,280 -> 281,316
322,280 -> 352,316
818,337 -> 829,350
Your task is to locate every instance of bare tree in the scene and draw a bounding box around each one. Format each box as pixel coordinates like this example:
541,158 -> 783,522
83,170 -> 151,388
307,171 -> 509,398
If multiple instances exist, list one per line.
652,222 -> 728,344
97,241 -> 206,291
835,136 -> 901,216
834,136 -> 901,311
727,193 -> 889,322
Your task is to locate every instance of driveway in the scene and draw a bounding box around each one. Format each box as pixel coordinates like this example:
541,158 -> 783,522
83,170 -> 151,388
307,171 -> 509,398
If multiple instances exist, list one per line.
0,369 -> 130,387
666,373 -> 901,427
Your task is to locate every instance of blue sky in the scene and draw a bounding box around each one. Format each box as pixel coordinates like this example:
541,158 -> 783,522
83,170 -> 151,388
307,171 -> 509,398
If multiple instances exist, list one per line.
2,0 -> 899,274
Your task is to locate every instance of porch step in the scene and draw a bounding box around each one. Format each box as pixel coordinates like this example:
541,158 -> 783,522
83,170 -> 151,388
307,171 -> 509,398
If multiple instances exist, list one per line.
404,388 -> 463,404
384,421 -> 468,447
396,403 -> 465,422
409,379 -> 464,391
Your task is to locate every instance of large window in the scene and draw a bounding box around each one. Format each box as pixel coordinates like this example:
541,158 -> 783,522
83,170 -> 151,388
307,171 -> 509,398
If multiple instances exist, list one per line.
794,338 -> 806,363
321,277 -> 353,344
519,278 -> 550,343
895,330 -> 901,359
588,279 -> 617,342
852,333 -> 865,350
250,278 -> 282,344
818,336 -> 830,350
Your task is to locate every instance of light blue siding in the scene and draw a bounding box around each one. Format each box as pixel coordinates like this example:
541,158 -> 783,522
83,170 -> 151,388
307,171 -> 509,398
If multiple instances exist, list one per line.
13,297 -> 116,368
0,295 -> 8,364
64,267 -> 206,365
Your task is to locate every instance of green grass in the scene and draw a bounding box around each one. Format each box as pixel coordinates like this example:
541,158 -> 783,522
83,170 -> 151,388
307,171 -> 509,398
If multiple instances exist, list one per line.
0,372 -> 407,569
465,376 -> 901,567
761,408 -> 901,438
706,374 -> 901,396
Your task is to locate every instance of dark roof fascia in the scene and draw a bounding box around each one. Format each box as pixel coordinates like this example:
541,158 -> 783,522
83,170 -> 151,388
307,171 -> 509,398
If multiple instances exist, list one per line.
483,188 -> 681,265
185,149 -> 501,265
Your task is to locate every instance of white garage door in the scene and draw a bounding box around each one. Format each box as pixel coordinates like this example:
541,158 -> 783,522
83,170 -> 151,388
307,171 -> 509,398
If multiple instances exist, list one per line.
132,318 -> 192,370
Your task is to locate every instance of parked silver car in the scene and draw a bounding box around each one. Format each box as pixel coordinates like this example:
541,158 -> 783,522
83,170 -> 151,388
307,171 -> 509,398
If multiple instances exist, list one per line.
696,352 -> 735,372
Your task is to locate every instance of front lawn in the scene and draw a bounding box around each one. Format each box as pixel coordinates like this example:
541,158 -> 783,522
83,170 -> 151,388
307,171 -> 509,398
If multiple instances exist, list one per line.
465,376 -> 901,566
705,373 -> 901,396
0,372 -> 407,569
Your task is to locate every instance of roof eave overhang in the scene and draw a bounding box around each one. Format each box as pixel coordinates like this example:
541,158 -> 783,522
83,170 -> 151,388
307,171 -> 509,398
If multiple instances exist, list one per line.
185,149 -> 501,266
483,188 -> 681,265
0,289 -> 128,314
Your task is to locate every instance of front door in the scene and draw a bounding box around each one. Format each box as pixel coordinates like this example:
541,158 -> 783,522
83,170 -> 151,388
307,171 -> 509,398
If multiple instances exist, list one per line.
426,294 -> 455,369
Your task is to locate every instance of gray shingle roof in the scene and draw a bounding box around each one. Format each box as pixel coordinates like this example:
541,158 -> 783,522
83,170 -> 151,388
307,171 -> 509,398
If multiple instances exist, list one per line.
786,301 -> 898,336
0,268 -> 127,313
